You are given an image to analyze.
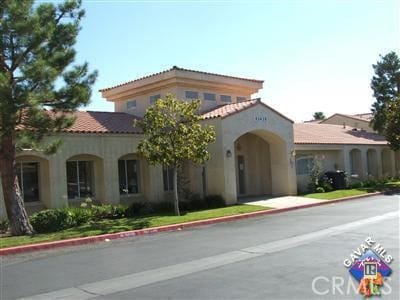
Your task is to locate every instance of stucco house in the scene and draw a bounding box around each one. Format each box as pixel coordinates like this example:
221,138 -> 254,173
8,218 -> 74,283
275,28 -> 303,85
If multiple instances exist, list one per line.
0,67 -> 399,218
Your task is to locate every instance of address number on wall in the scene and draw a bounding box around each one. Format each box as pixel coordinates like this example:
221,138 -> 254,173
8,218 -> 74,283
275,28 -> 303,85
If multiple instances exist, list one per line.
255,116 -> 267,122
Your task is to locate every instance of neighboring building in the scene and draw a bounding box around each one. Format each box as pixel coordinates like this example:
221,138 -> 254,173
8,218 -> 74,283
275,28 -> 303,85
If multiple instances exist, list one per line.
320,113 -> 375,132
0,67 -> 399,218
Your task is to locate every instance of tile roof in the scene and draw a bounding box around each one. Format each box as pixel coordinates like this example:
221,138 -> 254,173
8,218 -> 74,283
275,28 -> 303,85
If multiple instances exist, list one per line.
100,66 -> 263,92
201,99 -> 259,119
348,113 -> 373,121
201,99 -> 294,123
294,123 -> 387,145
63,111 -> 142,134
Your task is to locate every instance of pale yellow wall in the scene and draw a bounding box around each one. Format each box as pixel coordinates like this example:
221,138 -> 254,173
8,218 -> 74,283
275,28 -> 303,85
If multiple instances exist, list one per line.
322,115 -> 374,132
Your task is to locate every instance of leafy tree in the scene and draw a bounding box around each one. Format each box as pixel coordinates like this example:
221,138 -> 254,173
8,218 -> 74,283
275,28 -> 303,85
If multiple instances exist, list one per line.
0,0 -> 97,235
371,51 -> 400,150
137,95 -> 216,216
313,112 -> 325,120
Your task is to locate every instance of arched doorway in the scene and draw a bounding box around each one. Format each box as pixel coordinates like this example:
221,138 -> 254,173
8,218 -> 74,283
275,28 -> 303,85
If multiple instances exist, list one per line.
367,149 -> 379,179
381,148 -> 392,178
349,149 -> 363,178
234,130 -> 289,197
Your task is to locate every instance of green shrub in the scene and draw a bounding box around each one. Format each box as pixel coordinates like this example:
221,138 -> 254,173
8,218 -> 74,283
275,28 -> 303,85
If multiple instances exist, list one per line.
0,219 -> 9,233
68,207 -> 94,225
30,209 -> 75,233
126,202 -> 154,216
178,200 -> 191,212
189,194 -> 208,210
153,201 -> 174,213
204,194 -> 226,208
315,187 -> 325,193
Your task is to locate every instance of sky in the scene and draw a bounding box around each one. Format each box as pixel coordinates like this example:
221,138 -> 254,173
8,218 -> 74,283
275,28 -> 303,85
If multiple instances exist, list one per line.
60,0 -> 399,122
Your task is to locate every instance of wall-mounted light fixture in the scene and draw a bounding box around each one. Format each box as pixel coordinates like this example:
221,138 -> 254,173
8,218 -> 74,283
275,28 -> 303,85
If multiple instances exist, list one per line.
226,150 -> 232,158
290,149 -> 296,167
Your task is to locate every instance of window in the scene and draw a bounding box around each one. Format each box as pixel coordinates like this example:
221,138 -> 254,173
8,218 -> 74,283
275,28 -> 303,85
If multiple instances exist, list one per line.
150,94 -> 161,105
163,166 -> 174,191
118,160 -> 140,195
237,96 -> 247,102
296,156 -> 314,175
17,162 -> 39,202
126,100 -> 137,109
204,93 -> 216,101
220,95 -> 231,102
185,91 -> 198,100
66,161 -> 94,199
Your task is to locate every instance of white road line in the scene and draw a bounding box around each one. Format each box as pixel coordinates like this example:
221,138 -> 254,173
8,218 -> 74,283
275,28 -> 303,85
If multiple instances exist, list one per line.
20,211 -> 399,300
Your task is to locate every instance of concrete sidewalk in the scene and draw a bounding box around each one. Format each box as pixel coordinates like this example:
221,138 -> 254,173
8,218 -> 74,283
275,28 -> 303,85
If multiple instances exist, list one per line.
241,195 -> 332,209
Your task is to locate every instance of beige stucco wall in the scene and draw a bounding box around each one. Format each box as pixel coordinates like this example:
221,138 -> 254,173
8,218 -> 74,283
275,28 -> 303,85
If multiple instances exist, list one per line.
205,103 -> 297,204
322,115 -> 374,132
294,144 -> 397,193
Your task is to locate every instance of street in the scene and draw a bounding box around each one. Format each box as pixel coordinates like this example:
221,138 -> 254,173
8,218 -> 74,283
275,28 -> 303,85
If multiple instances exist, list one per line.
1,194 -> 399,299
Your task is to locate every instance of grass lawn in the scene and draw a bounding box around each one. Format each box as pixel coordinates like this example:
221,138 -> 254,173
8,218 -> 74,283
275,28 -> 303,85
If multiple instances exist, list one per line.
0,204 -> 269,249
303,188 -> 374,200
303,180 -> 400,200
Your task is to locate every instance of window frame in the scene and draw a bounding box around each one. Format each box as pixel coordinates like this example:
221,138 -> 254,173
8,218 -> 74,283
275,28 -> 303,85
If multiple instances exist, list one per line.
17,162 -> 40,203
149,94 -> 161,105
163,165 -> 174,192
185,91 -> 199,100
126,100 -> 137,110
220,95 -> 232,102
295,156 -> 315,175
66,160 -> 94,199
118,159 -> 140,195
204,93 -> 216,101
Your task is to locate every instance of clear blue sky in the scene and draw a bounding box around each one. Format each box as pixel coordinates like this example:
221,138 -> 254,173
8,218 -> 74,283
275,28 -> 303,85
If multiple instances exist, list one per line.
68,0 -> 399,121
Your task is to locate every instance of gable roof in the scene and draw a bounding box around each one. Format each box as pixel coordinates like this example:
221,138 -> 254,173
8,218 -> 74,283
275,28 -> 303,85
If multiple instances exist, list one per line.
63,111 -> 142,134
99,66 -> 264,92
294,123 -> 386,145
321,113 -> 372,124
201,99 -> 294,123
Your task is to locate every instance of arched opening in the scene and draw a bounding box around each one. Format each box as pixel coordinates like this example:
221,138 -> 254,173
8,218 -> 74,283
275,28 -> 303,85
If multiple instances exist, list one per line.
367,149 -> 379,179
234,130 -> 289,197
66,154 -> 104,203
349,149 -> 363,178
381,148 -> 392,178
15,155 -> 51,210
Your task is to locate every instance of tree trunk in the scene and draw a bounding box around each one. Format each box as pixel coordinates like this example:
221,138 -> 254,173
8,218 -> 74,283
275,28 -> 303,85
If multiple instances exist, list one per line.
0,137 -> 34,236
173,166 -> 180,216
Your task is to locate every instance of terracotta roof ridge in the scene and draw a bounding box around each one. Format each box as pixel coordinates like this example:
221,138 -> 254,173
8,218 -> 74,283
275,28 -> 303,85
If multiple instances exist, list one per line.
100,66 -> 264,92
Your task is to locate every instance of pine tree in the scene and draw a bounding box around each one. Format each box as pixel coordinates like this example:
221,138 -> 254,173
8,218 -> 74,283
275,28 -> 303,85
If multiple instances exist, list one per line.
0,0 -> 97,235
371,52 -> 400,150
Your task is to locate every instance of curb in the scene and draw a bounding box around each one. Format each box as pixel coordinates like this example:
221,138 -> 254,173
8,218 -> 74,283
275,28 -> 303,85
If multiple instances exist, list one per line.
0,191 -> 384,256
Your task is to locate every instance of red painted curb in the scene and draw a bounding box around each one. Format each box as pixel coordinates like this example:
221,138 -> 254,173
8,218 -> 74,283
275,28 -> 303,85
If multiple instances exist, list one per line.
0,191 -> 384,256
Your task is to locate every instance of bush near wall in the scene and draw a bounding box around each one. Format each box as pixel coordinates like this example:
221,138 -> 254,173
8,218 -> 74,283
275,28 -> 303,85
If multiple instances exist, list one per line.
28,194 -> 226,233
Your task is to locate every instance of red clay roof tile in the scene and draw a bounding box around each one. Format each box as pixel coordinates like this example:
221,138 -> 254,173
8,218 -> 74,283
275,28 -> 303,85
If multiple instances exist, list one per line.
294,123 -> 386,145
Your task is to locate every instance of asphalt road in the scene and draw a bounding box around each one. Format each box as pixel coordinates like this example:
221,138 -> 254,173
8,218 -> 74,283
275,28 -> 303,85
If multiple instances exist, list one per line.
1,194 -> 399,300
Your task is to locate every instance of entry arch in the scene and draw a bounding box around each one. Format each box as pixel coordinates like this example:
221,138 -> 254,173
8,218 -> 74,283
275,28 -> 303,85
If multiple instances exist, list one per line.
349,148 -> 363,179
381,148 -> 393,178
234,129 -> 291,197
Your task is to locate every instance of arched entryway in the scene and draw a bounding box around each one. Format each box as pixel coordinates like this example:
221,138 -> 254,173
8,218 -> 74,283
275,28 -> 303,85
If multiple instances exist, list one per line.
234,130 -> 289,197
349,149 -> 363,178
367,149 -> 379,179
381,148 -> 393,178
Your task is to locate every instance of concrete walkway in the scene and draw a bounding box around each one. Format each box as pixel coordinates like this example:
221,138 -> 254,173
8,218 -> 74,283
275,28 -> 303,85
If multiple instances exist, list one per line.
240,195 -> 324,209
